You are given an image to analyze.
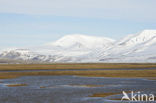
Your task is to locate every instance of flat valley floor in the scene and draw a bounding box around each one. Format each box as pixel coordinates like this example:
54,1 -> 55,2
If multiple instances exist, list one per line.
0,63 -> 156,103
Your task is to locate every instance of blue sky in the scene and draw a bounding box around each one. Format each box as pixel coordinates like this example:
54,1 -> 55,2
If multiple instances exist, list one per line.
0,0 -> 156,48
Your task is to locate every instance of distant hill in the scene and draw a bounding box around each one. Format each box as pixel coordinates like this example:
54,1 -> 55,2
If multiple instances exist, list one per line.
1,30 -> 156,63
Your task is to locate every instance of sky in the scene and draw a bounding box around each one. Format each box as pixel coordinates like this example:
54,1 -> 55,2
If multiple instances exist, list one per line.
0,0 -> 156,48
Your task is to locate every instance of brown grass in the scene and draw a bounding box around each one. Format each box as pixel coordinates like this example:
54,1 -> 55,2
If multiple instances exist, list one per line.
0,64 -> 156,79
40,86 -> 46,88
89,92 -> 120,97
0,69 -> 156,79
6,84 -> 27,87
0,63 -> 156,71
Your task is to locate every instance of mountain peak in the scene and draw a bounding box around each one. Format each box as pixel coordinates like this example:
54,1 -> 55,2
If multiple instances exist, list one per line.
47,34 -> 115,49
133,29 -> 156,43
1,30 -> 156,63
57,34 -> 114,42
142,29 -> 156,32
118,30 -> 156,46
139,30 -> 156,36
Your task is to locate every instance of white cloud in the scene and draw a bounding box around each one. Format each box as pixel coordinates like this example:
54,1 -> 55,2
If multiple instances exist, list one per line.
0,0 -> 156,21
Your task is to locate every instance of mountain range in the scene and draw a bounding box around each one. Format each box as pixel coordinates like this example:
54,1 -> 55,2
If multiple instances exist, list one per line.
1,30 -> 156,63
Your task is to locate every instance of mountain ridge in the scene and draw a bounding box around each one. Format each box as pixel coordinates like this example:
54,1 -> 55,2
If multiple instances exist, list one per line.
46,34 -> 115,49
0,30 -> 156,63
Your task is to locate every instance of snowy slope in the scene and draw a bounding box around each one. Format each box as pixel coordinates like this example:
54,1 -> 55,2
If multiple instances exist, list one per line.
30,34 -> 115,57
0,34 -> 115,63
1,30 -> 156,63
48,34 -> 114,49
98,30 -> 156,62
0,49 -> 63,63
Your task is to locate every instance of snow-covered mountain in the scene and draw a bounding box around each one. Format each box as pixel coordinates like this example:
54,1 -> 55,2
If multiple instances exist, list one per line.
28,34 -> 115,57
48,34 -> 114,49
97,30 -> 156,62
0,34 -> 115,63
0,49 -> 63,63
1,30 -> 156,63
